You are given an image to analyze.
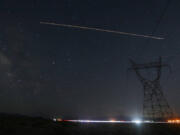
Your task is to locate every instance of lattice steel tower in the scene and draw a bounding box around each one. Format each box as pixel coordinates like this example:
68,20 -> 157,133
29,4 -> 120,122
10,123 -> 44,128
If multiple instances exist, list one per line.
129,57 -> 173,120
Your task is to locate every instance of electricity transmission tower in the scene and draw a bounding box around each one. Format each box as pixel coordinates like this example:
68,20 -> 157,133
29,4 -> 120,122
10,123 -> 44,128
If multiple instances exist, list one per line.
129,57 -> 173,120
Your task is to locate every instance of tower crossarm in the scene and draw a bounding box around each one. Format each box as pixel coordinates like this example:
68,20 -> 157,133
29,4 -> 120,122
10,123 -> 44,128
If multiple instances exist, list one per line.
128,61 -> 169,70
128,57 -> 171,81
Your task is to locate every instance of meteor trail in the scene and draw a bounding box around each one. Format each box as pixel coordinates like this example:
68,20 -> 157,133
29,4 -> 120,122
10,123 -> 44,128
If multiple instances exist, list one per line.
40,21 -> 164,40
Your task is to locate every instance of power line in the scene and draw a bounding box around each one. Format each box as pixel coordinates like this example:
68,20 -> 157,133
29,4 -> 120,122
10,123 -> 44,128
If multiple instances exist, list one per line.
152,0 -> 172,35
138,0 -> 172,58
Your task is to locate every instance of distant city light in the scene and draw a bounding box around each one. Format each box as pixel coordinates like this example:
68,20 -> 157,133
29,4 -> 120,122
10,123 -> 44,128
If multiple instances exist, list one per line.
167,119 -> 180,123
109,119 -> 116,122
57,118 -> 63,122
53,118 -> 180,124
144,120 -> 151,123
53,118 -> 56,122
53,118 -> 62,122
132,119 -> 142,124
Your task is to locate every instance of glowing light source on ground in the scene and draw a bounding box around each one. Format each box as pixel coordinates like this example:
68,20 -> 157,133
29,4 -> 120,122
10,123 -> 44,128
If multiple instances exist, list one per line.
53,118 -> 180,124
131,119 -> 142,124
167,119 -> 180,123
109,119 -> 116,122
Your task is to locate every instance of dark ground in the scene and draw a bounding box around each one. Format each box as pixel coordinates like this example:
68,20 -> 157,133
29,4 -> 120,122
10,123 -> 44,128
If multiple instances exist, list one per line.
0,114 -> 180,135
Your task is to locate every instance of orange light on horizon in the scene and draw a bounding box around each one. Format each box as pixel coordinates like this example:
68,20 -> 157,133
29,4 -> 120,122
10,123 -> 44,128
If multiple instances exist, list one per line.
57,118 -> 63,122
109,119 -> 116,122
167,119 -> 180,123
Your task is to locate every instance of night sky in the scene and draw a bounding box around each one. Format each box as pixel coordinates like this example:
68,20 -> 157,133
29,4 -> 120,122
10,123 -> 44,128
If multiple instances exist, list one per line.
0,0 -> 180,119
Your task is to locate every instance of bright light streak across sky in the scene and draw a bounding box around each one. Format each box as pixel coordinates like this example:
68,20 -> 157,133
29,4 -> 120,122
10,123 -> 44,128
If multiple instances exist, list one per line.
40,21 -> 164,40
